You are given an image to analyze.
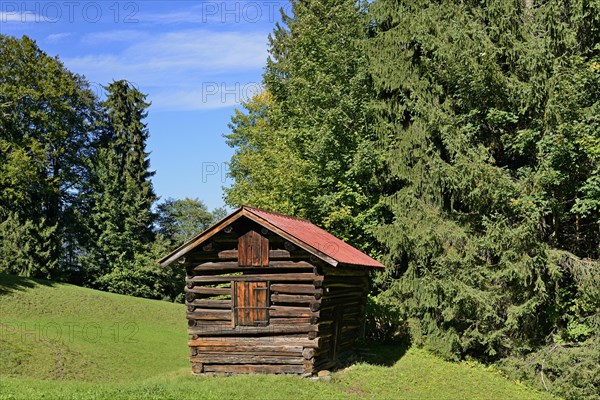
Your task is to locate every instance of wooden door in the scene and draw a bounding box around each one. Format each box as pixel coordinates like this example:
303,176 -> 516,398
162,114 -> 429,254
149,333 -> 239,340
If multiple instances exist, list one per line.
234,281 -> 269,326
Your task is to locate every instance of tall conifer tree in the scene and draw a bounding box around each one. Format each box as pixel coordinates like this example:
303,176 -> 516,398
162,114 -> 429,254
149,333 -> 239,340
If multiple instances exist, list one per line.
83,80 -> 156,282
368,0 -> 599,361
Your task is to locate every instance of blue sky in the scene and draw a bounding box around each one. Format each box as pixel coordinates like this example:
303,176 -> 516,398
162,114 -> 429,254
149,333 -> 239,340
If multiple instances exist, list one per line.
0,0 -> 289,211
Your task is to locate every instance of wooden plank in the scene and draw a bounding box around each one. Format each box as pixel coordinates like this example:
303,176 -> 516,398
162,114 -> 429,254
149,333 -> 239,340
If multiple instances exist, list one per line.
190,354 -> 306,365
271,294 -> 317,304
190,261 -> 313,273
189,261 -> 238,272
237,281 -> 247,325
255,281 -> 269,324
269,249 -> 291,258
188,324 -> 317,336
233,281 -> 269,326
269,305 -> 319,318
231,280 -> 237,328
219,249 -> 238,259
187,310 -> 232,321
159,211 -> 245,267
202,363 -> 305,374
187,299 -> 231,309
189,249 -> 291,262
269,317 -> 312,325
189,337 -> 320,348
188,320 -> 231,326
189,273 -> 320,283
190,345 -> 303,355
271,284 -> 323,295
185,287 -> 231,295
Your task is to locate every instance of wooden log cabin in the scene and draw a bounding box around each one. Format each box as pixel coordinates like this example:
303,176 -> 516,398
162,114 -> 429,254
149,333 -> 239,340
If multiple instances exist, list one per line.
159,206 -> 384,375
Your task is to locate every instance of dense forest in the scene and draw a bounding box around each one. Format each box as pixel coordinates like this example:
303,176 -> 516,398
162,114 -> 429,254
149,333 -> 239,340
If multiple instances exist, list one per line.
0,36 -> 225,300
0,1 -> 598,399
225,1 -> 599,399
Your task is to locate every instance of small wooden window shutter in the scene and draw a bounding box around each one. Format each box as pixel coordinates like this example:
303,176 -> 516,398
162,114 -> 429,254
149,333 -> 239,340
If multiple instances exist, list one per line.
238,230 -> 269,267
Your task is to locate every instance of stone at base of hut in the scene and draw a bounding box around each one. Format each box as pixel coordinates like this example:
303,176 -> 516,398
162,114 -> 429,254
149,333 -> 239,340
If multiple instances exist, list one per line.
310,371 -> 332,382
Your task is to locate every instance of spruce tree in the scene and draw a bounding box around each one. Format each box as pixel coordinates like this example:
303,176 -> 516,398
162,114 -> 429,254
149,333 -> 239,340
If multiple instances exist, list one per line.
367,0 -> 599,361
83,80 -> 156,285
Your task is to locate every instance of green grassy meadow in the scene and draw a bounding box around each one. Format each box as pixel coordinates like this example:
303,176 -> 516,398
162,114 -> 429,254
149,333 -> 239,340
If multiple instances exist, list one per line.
0,274 -> 553,399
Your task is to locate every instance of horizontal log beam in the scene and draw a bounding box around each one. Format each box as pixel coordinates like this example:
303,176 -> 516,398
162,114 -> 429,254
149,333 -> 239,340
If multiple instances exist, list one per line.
271,294 -> 318,304
188,262 -> 315,275
190,345 -> 303,355
187,299 -> 231,310
202,363 -> 307,374
188,273 -> 321,284
270,284 -> 323,295
269,317 -> 315,325
188,324 -> 317,336
185,287 -> 231,295
188,249 -> 295,262
269,306 -> 319,318
190,354 -> 306,365
187,310 -> 232,321
189,337 -> 320,348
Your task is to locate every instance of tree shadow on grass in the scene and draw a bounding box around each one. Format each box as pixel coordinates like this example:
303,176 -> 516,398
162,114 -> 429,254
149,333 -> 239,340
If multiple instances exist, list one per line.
0,273 -> 54,296
356,339 -> 411,367
354,295 -> 411,367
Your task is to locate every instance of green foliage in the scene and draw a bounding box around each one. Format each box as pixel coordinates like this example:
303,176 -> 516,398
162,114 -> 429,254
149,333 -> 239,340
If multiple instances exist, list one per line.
156,197 -> 225,247
225,2 -> 598,398
224,91 -> 315,216
499,339 -> 600,400
0,35 -> 98,279
225,0 -> 385,252
81,80 -> 158,293
364,294 -> 406,343
0,212 -> 55,277
368,0 -> 599,362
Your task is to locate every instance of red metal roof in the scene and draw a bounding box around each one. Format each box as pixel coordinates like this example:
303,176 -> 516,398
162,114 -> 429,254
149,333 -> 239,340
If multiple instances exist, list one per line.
243,206 -> 384,268
159,205 -> 385,268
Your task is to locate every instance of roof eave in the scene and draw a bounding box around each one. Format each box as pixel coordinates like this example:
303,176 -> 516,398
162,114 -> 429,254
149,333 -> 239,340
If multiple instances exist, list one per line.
336,261 -> 386,269
158,207 -> 245,267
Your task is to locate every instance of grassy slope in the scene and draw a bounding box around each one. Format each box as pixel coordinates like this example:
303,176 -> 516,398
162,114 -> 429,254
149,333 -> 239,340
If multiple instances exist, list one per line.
0,274 -> 552,399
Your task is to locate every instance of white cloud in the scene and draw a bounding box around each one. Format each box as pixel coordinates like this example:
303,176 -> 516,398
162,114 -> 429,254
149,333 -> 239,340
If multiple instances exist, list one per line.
150,83 -> 264,111
81,30 -> 149,44
63,29 -> 268,110
0,11 -> 40,23
46,33 -> 71,42
139,2 -> 287,25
